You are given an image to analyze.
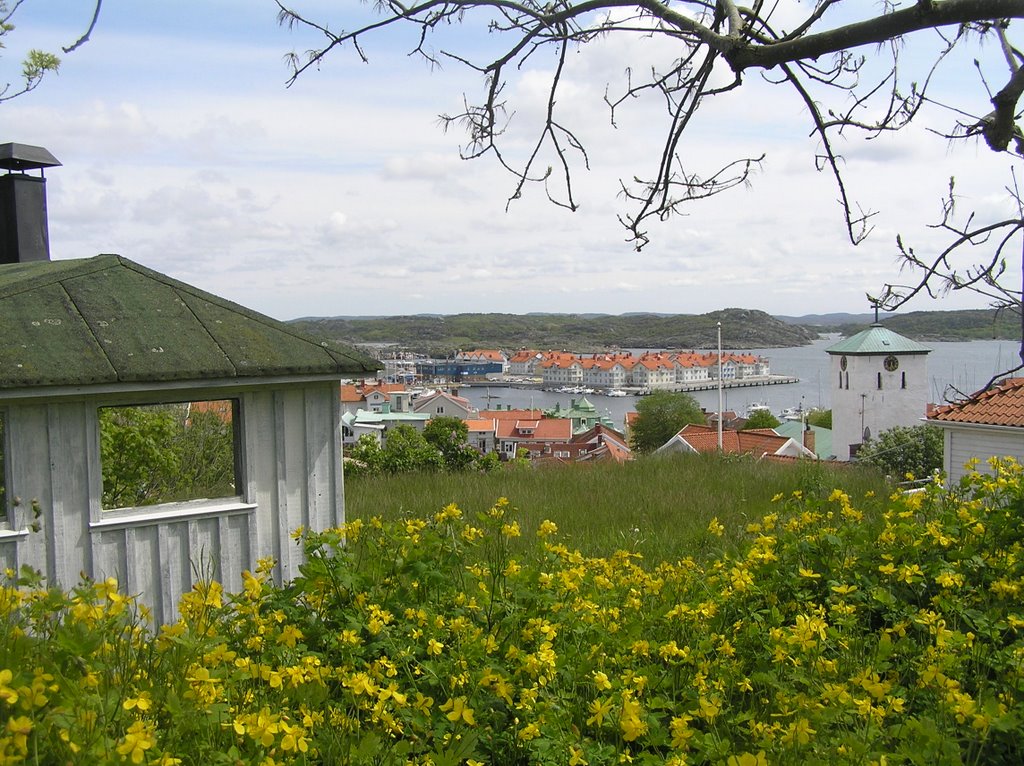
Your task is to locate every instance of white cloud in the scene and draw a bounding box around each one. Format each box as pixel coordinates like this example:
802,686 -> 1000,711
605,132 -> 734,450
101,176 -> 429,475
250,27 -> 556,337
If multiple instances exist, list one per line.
1,0 -> 1014,321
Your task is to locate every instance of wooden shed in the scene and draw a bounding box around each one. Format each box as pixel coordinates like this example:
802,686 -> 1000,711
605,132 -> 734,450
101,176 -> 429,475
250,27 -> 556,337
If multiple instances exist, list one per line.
0,253 -> 376,622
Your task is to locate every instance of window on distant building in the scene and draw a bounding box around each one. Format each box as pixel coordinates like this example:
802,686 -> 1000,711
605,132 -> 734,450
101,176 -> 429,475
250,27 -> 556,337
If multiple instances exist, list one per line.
877,372 -> 882,390
901,372 -> 907,389
99,399 -> 240,511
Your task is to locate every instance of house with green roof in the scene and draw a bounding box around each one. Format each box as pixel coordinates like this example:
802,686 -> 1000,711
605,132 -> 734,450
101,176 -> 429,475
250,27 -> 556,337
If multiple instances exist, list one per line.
0,143 -> 377,622
544,396 -> 616,433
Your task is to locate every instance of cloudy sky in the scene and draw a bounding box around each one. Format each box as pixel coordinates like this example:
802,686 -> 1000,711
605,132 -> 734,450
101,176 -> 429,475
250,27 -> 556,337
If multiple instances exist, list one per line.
3,1 -> 1020,321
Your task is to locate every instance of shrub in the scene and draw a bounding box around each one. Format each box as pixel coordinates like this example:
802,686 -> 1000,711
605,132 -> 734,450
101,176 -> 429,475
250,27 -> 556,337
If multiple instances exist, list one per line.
857,424 -> 944,481
0,458 -> 1021,764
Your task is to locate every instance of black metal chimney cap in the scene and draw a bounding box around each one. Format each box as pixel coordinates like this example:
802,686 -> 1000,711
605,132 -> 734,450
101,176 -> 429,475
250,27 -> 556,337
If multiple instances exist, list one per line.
0,142 -> 61,172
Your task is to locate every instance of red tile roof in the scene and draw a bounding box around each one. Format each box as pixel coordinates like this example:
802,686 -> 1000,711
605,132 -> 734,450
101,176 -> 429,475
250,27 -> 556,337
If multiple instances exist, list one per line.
930,377 -> 1024,428
462,349 -> 506,362
495,418 -> 574,440
342,381 -> 408,401
480,408 -> 545,420
340,384 -> 363,402
673,423 -> 792,456
414,390 -> 472,408
187,399 -> 234,423
508,350 -> 542,363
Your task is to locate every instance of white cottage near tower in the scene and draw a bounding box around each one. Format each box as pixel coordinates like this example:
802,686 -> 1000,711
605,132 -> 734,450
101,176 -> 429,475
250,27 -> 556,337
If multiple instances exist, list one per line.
826,324 -> 931,461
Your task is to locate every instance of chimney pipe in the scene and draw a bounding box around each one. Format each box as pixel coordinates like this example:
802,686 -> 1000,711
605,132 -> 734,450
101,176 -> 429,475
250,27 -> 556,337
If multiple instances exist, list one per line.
0,142 -> 61,264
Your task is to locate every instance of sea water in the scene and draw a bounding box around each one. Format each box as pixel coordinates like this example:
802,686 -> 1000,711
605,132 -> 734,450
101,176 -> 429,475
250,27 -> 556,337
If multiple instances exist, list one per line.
460,337 -> 1019,427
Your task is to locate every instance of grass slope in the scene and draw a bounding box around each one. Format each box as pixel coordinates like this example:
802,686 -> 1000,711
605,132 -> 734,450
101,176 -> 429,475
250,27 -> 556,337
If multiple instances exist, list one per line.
344,454 -> 890,561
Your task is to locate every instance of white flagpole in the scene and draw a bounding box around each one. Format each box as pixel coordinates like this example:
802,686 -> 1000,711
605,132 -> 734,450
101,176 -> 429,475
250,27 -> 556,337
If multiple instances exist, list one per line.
717,321 -> 723,451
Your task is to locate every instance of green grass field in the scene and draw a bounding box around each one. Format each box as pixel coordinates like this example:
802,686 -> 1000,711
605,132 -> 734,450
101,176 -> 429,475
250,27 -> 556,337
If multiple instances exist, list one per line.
344,453 -> 891,561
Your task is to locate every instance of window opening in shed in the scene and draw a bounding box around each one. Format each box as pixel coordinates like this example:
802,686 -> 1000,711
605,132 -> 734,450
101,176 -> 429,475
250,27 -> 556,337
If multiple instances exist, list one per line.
99,399 -> 240,510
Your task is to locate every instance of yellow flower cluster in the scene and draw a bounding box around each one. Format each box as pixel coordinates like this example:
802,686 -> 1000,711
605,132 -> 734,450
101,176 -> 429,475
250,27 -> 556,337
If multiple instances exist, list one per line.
1,463 -> 1023,764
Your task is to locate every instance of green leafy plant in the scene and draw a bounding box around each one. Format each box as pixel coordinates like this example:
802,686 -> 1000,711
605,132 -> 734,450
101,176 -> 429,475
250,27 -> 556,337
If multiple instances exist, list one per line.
2,458 -> 1023,764
740,410 -> 781,430
857,424 -> 944,481
629,390 -> 705,453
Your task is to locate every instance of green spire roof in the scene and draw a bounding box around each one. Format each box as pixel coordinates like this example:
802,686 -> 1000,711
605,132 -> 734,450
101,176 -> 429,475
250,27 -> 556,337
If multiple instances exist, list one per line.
825,324 -> 931,356
0,255 -> 378,389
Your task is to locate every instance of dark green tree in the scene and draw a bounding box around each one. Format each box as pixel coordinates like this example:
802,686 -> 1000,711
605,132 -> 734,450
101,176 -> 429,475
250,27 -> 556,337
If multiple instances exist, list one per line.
100,405 -> 180,508
100,402 -> 238,508
806,410 -> 833,430
345,434 -> 385,477
346,424 -> 446,476
474,450 -> 502,473
174,410 -> 237,500
630,390 -> 704,454
423,417 -> 477,472
741,410 -> 781,431
857,424 -> 945,481
381,425 -> 444,474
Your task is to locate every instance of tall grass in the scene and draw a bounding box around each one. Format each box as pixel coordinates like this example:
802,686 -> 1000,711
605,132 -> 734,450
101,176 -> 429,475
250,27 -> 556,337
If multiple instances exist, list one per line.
344,453 -> 891,561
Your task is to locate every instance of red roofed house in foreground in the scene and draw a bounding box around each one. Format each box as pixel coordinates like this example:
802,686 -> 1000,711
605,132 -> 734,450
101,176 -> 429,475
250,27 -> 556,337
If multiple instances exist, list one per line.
929,377 -> 1024,483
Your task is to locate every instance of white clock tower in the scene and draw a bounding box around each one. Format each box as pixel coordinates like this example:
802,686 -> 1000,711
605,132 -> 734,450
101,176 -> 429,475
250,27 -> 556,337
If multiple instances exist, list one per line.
826,324 -> 931,461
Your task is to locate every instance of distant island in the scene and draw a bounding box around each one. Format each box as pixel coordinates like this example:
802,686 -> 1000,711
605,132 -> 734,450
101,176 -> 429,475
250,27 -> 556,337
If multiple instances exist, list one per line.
290,308 -> 1017,357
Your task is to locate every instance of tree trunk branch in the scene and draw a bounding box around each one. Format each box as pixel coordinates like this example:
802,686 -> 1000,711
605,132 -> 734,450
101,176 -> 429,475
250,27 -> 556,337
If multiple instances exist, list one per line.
727,0 -> 1024,72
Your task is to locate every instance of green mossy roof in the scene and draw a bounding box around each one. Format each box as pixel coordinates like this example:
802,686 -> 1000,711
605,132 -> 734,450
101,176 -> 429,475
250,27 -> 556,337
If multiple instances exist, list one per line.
0,255 -> 379,389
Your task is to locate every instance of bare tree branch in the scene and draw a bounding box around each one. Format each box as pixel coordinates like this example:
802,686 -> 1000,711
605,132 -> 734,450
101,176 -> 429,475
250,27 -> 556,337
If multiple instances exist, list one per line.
276,0 -> 1024,387
62,0 -> 103,54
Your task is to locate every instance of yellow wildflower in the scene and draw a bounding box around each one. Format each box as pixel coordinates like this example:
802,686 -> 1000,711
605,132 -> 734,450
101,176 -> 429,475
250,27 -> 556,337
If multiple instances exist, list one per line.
619,697 -> 648,742
569,745 -> 588,765
518,722 -> 541,741
0,669 -> 19,705
537,519 -> 558,537
670,714 -> 694,749
440,696 -> 476,725
728,753 -> 768,766
116,720 -> 155,764
123,692 -> 152,712
783,717 -> 815,745
587,697 -> 613,727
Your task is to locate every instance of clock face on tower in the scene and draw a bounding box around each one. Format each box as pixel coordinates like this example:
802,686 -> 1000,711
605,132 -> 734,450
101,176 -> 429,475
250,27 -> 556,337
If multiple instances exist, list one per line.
840,356 -> 847,371
884,355 -> 899,372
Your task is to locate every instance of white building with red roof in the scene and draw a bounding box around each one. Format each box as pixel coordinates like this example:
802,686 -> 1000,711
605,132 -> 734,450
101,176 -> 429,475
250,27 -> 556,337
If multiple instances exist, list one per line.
929,377 -> 1024,483
412,390 -> 477,420
656,424 -> 815,459
457,349 -> 509,373
495,417 -> 574,460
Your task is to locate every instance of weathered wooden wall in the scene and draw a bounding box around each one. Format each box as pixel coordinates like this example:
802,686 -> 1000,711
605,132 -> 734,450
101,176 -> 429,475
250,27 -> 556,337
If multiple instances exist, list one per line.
0,379 -> 344,624
942,424 -> 1024,484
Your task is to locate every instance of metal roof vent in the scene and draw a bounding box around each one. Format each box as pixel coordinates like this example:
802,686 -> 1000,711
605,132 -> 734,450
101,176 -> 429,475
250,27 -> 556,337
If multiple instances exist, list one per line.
0,142 -> 62,264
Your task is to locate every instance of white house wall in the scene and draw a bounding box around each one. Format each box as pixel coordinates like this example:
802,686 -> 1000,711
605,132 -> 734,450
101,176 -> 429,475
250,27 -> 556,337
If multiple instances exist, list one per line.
940,422 -> 1024,483
0,380 -> 343,624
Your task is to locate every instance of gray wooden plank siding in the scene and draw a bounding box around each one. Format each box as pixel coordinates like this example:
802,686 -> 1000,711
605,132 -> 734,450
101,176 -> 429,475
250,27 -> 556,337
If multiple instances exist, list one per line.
944,425 -> 1024,483
0,380 -> 344,622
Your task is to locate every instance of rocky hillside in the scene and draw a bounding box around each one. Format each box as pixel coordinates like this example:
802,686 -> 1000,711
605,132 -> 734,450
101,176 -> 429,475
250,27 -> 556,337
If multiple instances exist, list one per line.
291,309 -> 820,356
